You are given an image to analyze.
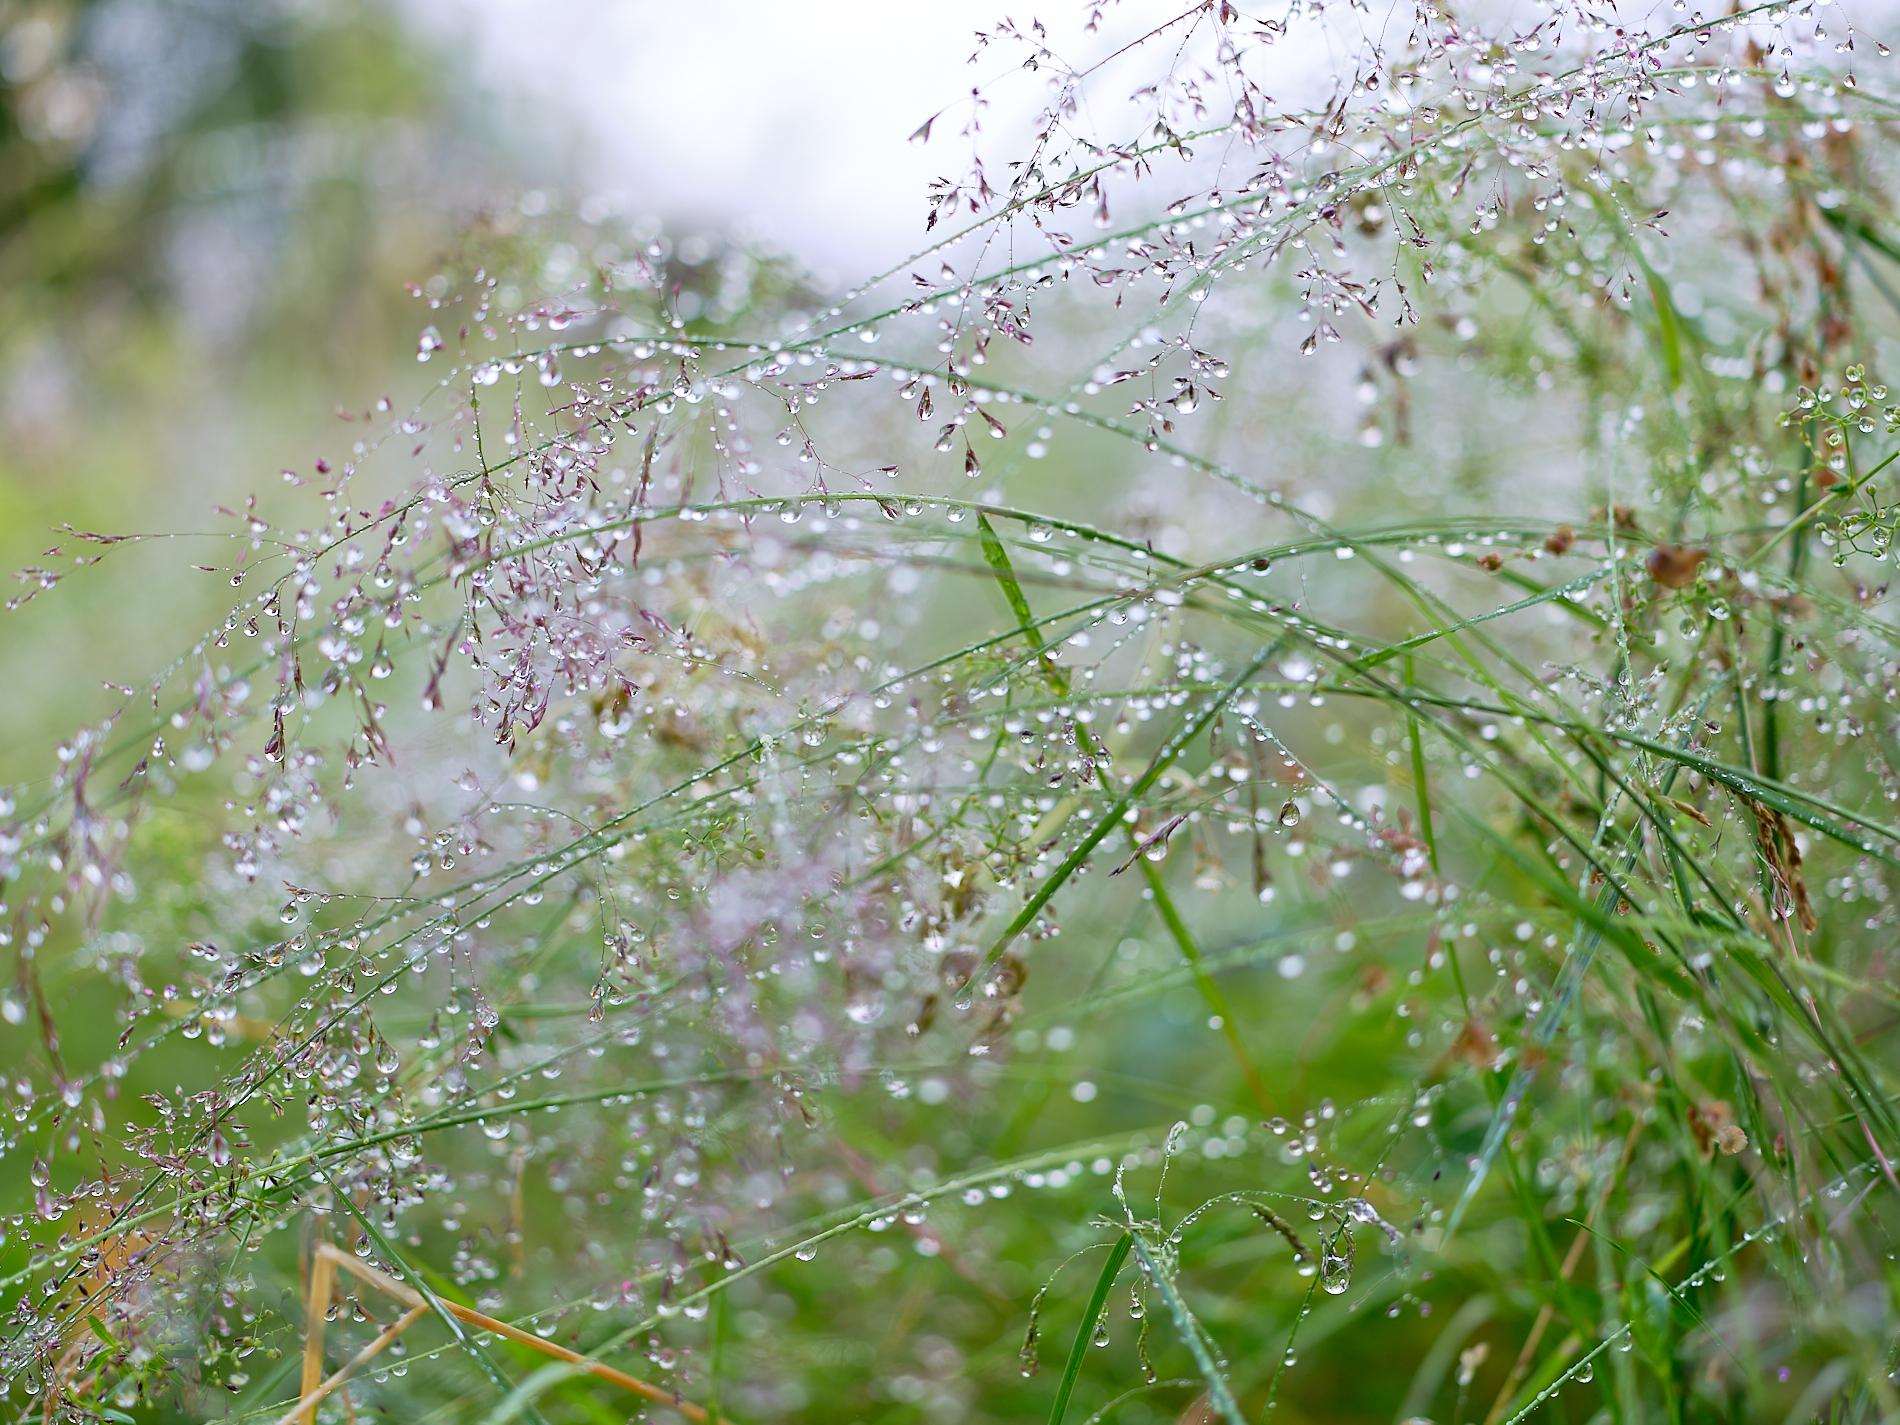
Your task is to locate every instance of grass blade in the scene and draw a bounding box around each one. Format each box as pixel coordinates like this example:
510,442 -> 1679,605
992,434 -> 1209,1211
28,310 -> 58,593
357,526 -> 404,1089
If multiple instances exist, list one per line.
1047,1235 -> 1132,1425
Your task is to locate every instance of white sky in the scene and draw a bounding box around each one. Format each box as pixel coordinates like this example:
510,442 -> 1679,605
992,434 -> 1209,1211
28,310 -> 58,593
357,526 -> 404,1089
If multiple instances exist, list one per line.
422,3 -> 1046,278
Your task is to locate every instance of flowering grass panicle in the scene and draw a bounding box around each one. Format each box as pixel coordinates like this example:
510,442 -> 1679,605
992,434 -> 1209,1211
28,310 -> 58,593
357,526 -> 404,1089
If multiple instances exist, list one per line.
4,3 -> 1900,1422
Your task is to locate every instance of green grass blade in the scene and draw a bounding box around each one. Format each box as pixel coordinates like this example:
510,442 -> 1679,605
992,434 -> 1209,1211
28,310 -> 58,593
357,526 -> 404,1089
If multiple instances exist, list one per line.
1047,1234 -> 1132,1425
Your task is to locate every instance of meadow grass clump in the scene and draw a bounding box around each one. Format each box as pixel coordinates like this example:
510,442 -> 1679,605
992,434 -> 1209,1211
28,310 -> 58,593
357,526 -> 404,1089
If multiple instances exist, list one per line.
3,3 -> 1900,1422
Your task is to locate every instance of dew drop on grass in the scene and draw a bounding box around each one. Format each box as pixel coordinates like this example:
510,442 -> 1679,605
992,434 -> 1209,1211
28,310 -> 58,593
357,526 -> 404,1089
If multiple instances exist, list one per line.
1319,1228 -> 1354,1295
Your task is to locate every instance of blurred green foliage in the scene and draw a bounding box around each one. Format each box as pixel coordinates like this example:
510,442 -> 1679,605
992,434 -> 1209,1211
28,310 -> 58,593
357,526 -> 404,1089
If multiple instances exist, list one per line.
0,0 -> 467,760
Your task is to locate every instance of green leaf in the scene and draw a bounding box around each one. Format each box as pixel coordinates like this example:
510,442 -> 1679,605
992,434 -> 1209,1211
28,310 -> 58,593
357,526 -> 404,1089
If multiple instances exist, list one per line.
1046,1234 -> 1132,1425
1643,266 -> 1685,391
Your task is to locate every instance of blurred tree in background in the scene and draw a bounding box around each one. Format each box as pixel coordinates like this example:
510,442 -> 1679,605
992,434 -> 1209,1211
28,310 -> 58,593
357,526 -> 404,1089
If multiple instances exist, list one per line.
3,0 -> 435,347
0,0 -> 478,756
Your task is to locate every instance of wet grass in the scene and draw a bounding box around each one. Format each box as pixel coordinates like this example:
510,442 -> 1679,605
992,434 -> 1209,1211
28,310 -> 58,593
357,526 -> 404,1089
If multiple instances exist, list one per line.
5,6 -> 1900,1424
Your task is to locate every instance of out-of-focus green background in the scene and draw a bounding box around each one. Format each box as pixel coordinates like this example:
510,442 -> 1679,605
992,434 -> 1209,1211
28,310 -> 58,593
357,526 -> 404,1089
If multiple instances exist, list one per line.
0,1 -> 510,772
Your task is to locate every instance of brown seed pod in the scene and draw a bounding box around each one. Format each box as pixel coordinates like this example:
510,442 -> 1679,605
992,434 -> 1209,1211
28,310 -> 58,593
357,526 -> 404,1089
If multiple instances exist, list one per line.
1647,544 -> 1708,589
